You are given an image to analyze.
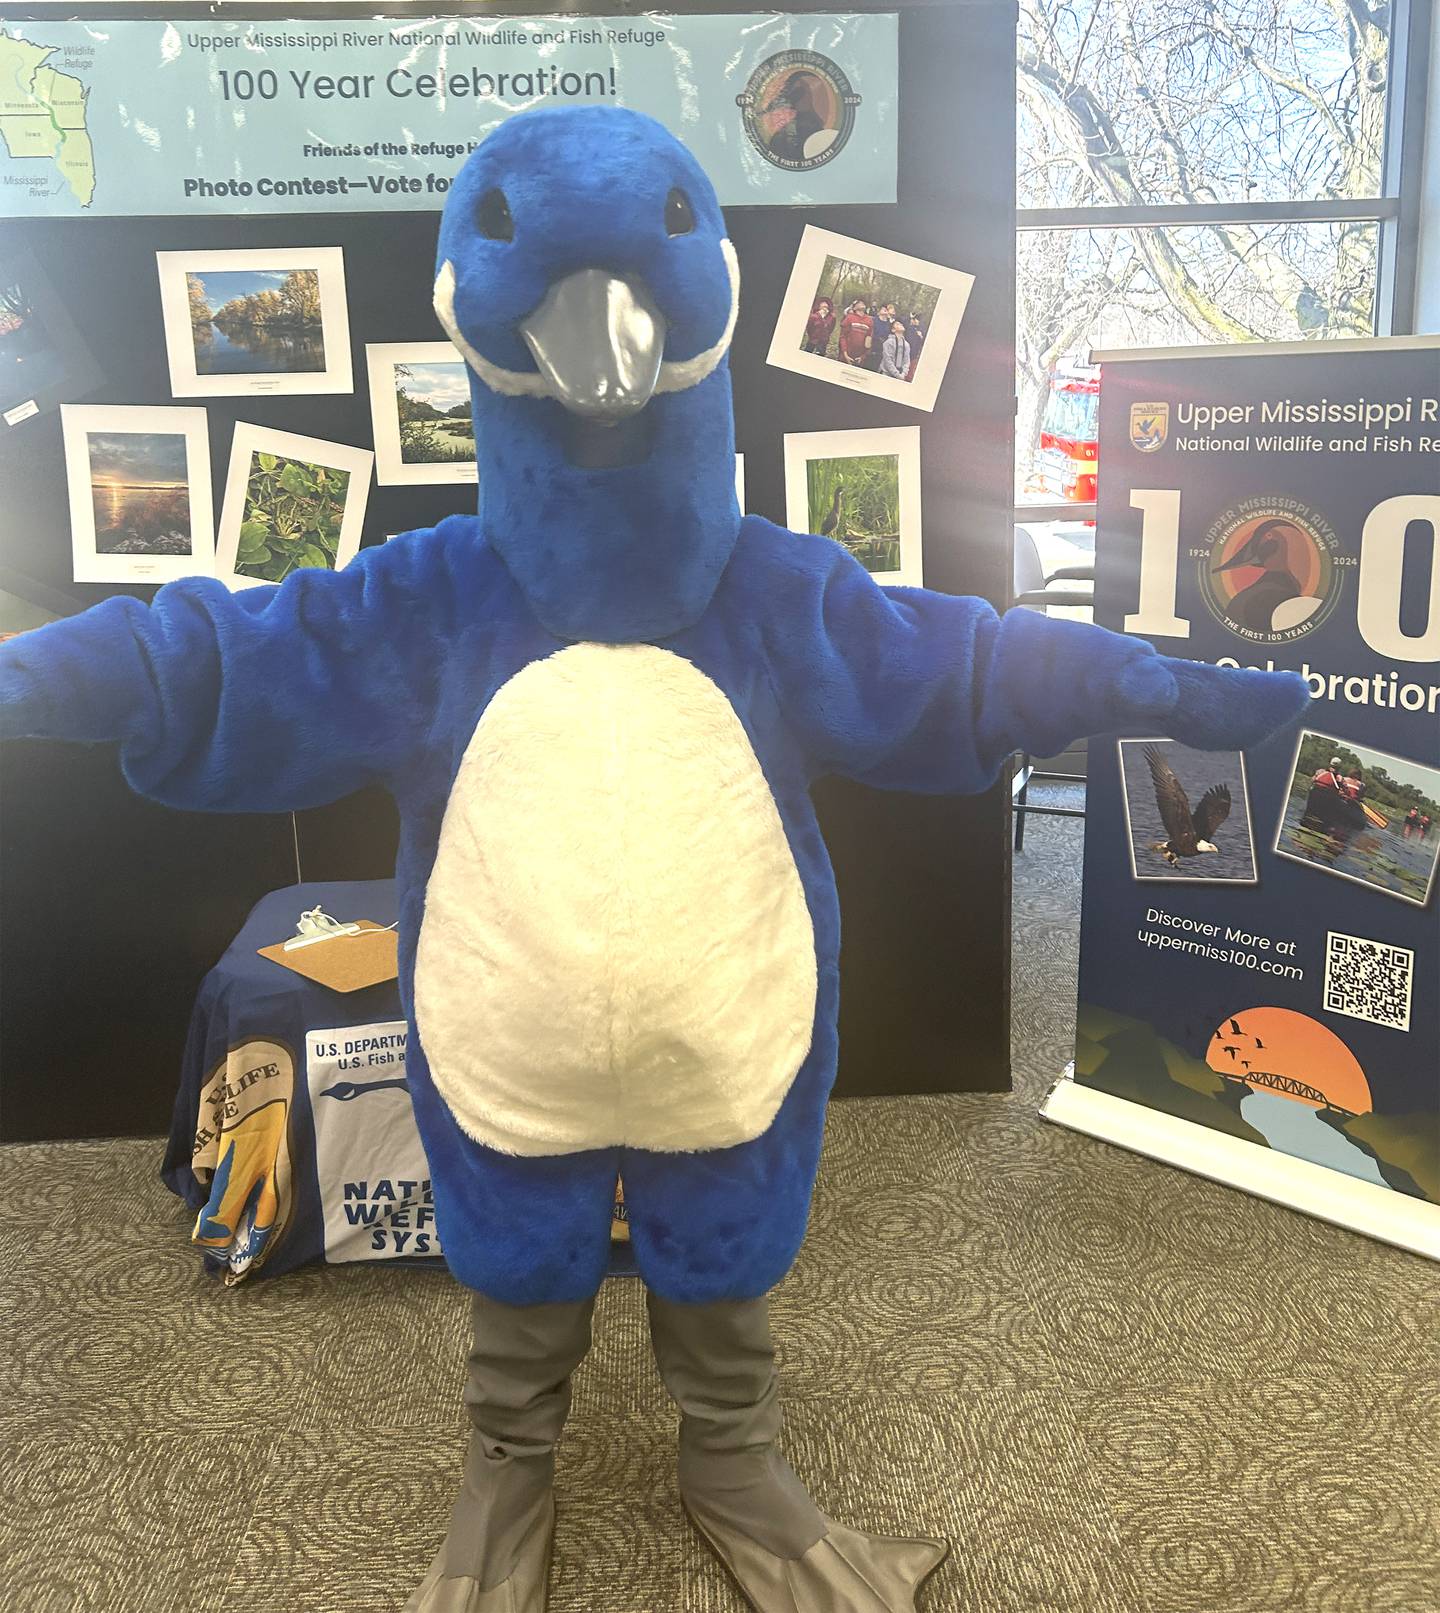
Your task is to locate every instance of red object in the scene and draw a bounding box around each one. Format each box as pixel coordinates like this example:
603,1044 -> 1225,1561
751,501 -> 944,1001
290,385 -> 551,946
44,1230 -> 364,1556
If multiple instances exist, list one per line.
804,304 -> 836,351
838,310 -> 871,363
1028,361 -> 1100,503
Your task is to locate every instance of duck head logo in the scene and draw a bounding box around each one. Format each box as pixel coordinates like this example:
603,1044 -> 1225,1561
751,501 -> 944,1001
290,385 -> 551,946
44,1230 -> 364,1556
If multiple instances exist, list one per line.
433,106 -> 741,643
1130,401 -> 1168,452
1201,500 -> 1342,644
736,51 -> 861,171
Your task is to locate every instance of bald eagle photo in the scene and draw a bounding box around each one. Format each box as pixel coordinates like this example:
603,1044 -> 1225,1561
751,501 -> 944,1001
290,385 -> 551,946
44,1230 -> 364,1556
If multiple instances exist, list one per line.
1145,744 -> 1232,866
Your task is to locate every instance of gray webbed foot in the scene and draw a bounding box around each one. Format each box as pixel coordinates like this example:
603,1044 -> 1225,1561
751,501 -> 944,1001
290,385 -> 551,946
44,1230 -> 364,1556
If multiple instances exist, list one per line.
648,1290 -> 948,1611
404,1495 -> 554,1613
687,1504 -> 948,1613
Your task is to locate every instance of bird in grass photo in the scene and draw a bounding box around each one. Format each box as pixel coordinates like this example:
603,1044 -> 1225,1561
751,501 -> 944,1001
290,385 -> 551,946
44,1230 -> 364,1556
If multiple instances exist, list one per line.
1145,744 -> 1232,867
820,480 -> 845,537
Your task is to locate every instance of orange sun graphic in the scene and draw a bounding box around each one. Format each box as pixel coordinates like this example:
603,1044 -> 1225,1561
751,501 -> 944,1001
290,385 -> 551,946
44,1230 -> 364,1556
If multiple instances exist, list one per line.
1206,1006 -> 1371,1114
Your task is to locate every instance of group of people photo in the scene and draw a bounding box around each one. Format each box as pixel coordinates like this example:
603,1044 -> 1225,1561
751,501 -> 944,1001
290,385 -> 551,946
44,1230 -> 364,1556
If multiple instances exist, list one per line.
797,251 -> 946,386
804,293 -> 927,380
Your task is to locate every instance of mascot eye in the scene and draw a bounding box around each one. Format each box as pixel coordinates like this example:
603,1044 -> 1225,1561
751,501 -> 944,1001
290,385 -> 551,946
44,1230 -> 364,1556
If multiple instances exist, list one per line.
476,188 -> 514,242
664,187 -> 695,236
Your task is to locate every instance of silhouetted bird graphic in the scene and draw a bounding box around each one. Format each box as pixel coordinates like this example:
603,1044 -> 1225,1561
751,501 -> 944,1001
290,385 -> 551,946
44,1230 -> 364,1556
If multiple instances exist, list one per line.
820,482 -> 844,538
1213,520 -> 1305,633
1229,1018 -> 1243,1035
762,70 -> 828,164
1145,746 -> 1232,867
1253,1036 -> 1265,1049
1223,1046 -> 1238,1059
1241,1059 -> 1251,1070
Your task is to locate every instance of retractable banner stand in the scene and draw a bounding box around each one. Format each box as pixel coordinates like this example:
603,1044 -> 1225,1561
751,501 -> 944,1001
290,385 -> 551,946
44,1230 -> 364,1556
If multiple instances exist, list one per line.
1044,338 -> 1440,1259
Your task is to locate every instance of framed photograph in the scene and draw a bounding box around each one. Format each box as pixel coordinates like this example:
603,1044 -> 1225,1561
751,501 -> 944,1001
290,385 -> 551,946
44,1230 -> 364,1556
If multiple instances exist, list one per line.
766,226 -> 975,412
216,424 -> 372,589
366,342 -> 477,486
1117,739 -> 1257,885
1,245 -> 104,443
1274,730 -> 1439,908
783,426 -> 922,586
61,404 -> 213,584
157,248 -> 352,398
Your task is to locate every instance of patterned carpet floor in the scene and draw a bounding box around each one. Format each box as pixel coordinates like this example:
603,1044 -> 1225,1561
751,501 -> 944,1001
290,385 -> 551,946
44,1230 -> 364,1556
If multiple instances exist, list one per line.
2,789 -> 1436,1612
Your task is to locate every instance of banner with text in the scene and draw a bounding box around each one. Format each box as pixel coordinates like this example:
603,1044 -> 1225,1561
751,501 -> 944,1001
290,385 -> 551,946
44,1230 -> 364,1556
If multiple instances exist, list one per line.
0,12 -> 897,216
1048,340 -> 1440,1256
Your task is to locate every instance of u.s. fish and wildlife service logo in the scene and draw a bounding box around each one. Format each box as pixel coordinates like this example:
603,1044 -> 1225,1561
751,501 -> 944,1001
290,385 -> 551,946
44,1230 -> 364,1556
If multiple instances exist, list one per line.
190,1038 -> 296,1283
736,51 -> 861,172
1200,497 -> 1343,644
1130,401 -> 1169,452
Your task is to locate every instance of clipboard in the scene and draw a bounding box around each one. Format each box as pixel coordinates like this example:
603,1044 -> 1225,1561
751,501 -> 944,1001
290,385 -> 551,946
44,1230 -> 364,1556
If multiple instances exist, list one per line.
257,920 -> 399,993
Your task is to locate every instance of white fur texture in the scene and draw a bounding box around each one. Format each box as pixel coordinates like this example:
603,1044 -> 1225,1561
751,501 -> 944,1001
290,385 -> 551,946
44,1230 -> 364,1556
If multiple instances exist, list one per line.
433,240 -> 740,401
414,644 -> 817,1157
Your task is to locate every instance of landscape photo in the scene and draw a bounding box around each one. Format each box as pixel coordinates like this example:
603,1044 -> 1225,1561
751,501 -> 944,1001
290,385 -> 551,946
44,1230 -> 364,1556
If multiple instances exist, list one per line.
62,404 -> 213,584
1,269 -> 64,411
1,248 -> 103,435
187,268 -> 326,377
1275,730 -> 1440,908
159,249 -> 352,397
366,343 -> 478,485
87,430 -> 192,556
396,362 -> 475,464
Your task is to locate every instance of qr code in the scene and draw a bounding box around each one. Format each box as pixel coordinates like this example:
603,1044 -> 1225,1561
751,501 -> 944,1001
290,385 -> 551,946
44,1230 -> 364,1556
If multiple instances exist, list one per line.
1324,931 -> 1413,1031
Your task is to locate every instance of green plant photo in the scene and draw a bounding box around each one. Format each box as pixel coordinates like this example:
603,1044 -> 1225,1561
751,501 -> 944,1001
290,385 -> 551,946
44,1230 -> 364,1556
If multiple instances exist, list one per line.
806,453 -> 902,575
236,450 -> 351,582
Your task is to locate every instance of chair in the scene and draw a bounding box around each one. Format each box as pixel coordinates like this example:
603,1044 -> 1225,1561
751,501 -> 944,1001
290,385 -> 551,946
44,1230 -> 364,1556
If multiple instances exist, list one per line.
1010,524 -> 1094,851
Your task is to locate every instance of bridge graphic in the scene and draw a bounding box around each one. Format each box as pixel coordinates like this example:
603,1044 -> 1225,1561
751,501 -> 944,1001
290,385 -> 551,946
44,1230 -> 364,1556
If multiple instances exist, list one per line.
1219,1068 -> 1355,1115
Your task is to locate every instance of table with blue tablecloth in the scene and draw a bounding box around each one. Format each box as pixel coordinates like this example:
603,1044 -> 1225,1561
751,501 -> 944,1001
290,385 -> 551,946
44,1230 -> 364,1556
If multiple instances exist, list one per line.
161,879 -> 445,1282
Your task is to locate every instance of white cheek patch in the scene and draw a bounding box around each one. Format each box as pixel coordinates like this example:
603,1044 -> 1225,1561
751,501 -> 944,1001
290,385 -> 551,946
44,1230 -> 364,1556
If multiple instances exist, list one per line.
433,238 -> 740,401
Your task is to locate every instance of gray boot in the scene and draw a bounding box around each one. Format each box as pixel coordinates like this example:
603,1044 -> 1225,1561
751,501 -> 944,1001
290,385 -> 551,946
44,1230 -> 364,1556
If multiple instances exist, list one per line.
647,1292 -> 948,1612
405,1291 -> 595,1613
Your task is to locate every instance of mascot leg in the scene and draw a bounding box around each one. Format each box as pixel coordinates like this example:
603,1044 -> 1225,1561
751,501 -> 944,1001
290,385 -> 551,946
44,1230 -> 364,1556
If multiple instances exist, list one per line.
647,1292 -> 948,1612
406,1291 -> 595,1613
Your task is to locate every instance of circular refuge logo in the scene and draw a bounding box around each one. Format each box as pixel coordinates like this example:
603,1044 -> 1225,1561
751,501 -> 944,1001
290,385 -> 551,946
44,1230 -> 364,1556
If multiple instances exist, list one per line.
1200,498 -> 1342,644
736,51 -> 861,172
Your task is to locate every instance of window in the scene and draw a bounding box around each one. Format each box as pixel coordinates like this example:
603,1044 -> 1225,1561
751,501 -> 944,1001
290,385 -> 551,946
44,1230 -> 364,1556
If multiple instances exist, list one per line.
1015,0 -> 1430,511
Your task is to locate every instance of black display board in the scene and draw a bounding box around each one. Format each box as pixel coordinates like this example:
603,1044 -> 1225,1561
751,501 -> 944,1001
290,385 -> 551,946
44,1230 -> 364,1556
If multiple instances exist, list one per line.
0,0 -> 1017,1140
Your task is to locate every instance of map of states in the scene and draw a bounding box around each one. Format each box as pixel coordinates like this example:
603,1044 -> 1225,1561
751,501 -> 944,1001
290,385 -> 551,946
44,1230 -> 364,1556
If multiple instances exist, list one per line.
0,31 -> 95,207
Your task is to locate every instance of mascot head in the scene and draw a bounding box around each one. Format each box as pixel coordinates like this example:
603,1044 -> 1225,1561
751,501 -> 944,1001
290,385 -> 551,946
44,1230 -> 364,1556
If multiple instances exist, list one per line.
435,106 -> 741,642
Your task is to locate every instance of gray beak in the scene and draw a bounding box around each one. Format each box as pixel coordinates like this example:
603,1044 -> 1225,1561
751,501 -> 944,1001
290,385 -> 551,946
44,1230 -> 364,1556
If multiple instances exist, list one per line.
519,269 -> 667,420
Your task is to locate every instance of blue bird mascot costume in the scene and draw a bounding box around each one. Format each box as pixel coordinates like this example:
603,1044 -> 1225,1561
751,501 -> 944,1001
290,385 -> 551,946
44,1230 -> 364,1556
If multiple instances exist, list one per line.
0,108 -> 1308,1612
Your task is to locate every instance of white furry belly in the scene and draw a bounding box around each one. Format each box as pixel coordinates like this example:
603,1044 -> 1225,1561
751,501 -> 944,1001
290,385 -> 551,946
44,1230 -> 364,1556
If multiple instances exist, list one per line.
413,643 -> 817,1157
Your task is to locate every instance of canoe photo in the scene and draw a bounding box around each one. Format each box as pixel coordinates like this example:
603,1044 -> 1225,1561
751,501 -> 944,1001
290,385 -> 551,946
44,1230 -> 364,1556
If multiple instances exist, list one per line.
1276,731 -> 1440,907
86,431 -> 191,556
187,268 -> 326,377
395,362 -> 476,464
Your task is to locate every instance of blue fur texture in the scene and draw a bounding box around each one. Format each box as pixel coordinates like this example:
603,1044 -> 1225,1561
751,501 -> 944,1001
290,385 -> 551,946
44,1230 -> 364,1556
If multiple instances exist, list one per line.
0,518 -> 1308,1302
0,108 -> 1310,1305
439,107 -> 740,643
